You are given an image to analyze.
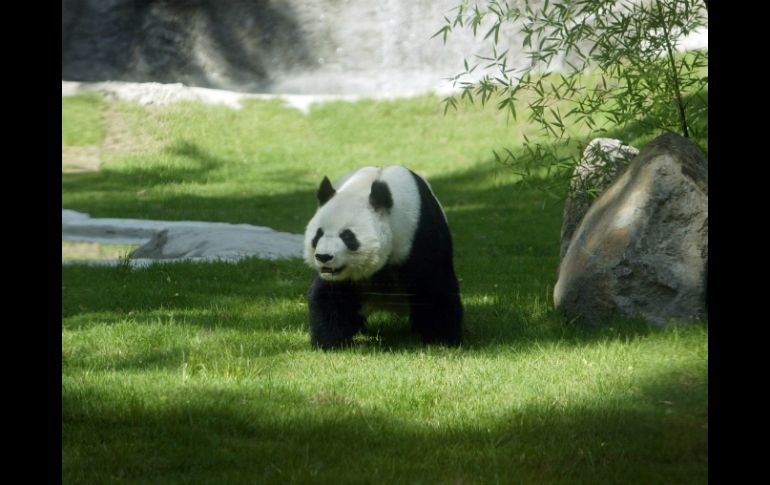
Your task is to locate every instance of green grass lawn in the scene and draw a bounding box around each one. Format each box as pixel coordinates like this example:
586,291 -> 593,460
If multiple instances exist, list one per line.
61,93 -> 105,146
62,90 -> 707,484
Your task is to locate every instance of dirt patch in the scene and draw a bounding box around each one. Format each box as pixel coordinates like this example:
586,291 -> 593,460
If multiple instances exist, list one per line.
101,103 -> 162,157
62,146 -> 101,173
62,240 -> 139,260
62,102 -> 163,174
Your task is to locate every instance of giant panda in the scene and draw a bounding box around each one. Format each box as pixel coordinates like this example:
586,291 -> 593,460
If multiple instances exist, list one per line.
304,165 -> 463,349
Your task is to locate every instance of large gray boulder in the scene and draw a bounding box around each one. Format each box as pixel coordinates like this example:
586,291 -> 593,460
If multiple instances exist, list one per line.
554,133 -> 708,325
560,138 -> 639,260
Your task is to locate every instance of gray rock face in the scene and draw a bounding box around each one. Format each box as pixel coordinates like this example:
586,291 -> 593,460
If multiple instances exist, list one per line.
560,138 -> 639,260
62,1 -> 707,96
59,1 -> 546,96
62,0 -> 312,92
554,133 -> 708,325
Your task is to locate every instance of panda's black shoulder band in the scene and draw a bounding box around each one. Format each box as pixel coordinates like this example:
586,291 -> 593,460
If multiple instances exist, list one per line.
369,180 -> 393,211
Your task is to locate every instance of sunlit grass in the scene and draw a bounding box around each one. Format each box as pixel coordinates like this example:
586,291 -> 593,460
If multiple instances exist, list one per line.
62,88 -> 707,484
62,94 -> 105,146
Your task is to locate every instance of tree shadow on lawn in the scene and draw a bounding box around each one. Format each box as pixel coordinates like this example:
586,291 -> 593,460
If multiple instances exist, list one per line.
62,139 -> 318,232
62,257 -> 305,312
62,365 -> 707,484
69,139 -> 227,188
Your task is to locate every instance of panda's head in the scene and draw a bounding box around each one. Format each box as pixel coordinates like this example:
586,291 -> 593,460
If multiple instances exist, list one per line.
304,173 -> 394,282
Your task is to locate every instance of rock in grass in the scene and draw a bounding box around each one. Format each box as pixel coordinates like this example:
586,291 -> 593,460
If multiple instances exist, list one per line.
63,209 -> 305,262
560,138 -> 639,261
554,133 -> 708,325
130,226 -> 304,261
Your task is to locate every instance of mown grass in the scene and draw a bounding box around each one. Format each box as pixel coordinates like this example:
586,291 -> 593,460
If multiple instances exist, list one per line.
62,94 -> 105,146
62,83 -> 707,484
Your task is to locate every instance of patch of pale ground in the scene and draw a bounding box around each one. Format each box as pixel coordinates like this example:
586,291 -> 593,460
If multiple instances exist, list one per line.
61,146 -> 101,173
62,240 -> 140,260
62,101 -> 162,174
101,102 -> 163,156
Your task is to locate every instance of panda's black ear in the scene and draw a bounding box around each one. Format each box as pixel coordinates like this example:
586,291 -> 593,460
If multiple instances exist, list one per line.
317,176 -> 336,206
369,180 -> 393,212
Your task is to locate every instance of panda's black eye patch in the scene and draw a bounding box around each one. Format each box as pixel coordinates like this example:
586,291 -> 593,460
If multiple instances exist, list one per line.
339,229 -> 360,251
312,228 -> 324,248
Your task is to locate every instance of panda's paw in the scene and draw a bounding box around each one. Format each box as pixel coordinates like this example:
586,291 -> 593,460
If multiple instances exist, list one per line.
310,325 -> 359,350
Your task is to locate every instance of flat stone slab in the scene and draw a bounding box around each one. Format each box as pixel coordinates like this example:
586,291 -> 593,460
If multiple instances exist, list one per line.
62,209 -> 304,264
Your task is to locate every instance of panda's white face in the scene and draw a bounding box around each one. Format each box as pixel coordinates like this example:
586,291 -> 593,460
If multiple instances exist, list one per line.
305,166 -> 426,282
304,175 -> 394,282
305,167 -> 393,281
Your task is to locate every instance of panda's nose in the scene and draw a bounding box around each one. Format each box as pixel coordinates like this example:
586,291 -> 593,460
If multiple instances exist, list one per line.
315,253 -> 333,263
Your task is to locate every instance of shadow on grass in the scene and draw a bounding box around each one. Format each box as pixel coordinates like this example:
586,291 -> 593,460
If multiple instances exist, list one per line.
66,139 -> 228,188
62,263 -> 699,373
62,366 -> 707,484
62,138 -> 319,232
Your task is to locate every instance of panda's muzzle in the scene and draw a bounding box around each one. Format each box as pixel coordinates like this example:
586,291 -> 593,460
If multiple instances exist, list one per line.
320,265 -> 346,275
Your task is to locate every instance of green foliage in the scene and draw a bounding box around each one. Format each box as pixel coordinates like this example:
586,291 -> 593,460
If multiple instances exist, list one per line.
62,94 -> 105,146
437,0 -> 708,190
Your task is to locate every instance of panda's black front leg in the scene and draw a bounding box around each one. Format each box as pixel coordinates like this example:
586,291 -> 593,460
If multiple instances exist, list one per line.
408,270 -> 463,346
307,275 -> 365,349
